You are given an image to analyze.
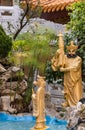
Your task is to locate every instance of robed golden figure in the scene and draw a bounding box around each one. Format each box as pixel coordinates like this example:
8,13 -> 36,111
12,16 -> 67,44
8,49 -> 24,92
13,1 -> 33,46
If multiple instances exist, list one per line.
51,33 -> 83,107
31,75 -> 48,130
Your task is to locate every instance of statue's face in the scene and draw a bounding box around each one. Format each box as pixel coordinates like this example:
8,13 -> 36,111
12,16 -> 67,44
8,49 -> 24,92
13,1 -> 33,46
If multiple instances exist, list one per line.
68,49 -> 76,55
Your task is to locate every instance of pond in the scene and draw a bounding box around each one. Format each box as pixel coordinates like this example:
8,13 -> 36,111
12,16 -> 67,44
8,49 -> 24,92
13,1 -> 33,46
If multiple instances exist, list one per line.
0,112 -> 67,130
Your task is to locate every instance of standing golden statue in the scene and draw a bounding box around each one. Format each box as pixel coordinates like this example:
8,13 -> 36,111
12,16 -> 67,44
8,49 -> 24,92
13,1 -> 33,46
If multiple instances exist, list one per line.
51,33 -> 83,107
31,75 -> 48,130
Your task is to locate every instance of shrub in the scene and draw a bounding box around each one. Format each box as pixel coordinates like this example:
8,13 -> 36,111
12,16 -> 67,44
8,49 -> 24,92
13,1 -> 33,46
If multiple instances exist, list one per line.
0,25 -> 12,58
66,1 -> 85,81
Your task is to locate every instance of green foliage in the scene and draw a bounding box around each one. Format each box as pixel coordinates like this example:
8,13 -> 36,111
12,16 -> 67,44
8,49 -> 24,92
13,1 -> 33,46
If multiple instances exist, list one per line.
45,61 -> 63,84
59,113 -> 64,117
45,61 -> 57,83
0,25 -> 12,58
67,1 -> 85,46
77,44 -> 85,81
64,33 -> 75,45
16,70 -> 24,81
13,30 -> 57,74
10,31 -> 56,69
66,1 -> 85,81
63,33 -> 78,52
9,30 -> 57,104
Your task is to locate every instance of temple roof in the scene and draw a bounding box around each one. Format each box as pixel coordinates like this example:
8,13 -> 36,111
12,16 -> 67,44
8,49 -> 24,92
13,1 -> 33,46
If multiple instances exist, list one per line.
29,0 -> 79,13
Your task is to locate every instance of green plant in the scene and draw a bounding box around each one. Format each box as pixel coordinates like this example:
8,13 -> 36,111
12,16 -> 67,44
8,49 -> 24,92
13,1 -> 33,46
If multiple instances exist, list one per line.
15,30 -> 57,74
66,1 -> 85,47
77,44 -> 85,81
66,1 -> 85,81
59,113 -> 64,117
16,70 -> 24,81
0,25 -> 12,58
45,61 -> 63,84
9,30 -> 57,104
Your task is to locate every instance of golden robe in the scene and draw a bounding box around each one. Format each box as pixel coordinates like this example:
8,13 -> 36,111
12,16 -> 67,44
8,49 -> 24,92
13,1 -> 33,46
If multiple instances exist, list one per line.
32,87 -> 45,129
63,55 -> 83,106
32,77 -> 46,129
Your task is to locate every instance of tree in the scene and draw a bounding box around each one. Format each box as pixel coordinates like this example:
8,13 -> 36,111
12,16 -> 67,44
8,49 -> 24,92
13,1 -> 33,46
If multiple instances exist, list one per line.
67,1 -> 85,48
7,0 -> 42,40
0,25 -> 12,58
66,1 -> 85,80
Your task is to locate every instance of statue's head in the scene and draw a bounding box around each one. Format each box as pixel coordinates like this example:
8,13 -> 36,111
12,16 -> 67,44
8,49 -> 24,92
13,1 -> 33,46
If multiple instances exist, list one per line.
66,41 -> 78,57
33,75 -> 46,88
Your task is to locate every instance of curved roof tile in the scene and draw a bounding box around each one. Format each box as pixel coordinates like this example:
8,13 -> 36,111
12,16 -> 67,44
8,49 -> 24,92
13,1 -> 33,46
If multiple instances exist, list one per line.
28,0 -> 80,12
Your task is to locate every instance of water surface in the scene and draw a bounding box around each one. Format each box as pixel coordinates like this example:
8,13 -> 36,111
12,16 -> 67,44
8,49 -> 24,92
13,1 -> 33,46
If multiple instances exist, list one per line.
0,112 -> 67,130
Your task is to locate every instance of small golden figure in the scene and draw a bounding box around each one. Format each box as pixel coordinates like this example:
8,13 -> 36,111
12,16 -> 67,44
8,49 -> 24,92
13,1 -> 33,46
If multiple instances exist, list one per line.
31,75 -> 48,130
51,33 -> 83,107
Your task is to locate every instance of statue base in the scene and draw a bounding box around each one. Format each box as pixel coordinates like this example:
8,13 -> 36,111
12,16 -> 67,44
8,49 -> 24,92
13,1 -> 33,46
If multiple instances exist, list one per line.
31,126 -> 49,130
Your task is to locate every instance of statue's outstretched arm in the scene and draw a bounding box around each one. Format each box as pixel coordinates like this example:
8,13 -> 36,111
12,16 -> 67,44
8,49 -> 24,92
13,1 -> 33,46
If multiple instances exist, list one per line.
51,33 -> 65,71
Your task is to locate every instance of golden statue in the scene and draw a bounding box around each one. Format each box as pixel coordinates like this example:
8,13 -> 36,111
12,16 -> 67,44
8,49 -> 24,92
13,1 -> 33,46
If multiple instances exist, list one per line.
51,33 -> 65,71
51,33 -> 83,107
31,75 -> 48,130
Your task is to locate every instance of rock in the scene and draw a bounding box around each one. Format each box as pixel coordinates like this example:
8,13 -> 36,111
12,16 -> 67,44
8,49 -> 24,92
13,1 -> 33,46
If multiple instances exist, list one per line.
67,98 -> 85,130
1,89 -> 16,102
15,93 -> 23,100
45,92 -> 54,108
0,69 -> 11,89
45,108 -> 56,117
0,64 -> 6,73
5,81 -> 18,90
51,88 -> 65,109
11,94 -> 23,112
19,79 -> 27,93
1,89 -> 15,96
1,96 -> 16,113
0,65 -> 29,113
4,80 -> 27,92
78,124 -> 85,130
12,66 -> 20,72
